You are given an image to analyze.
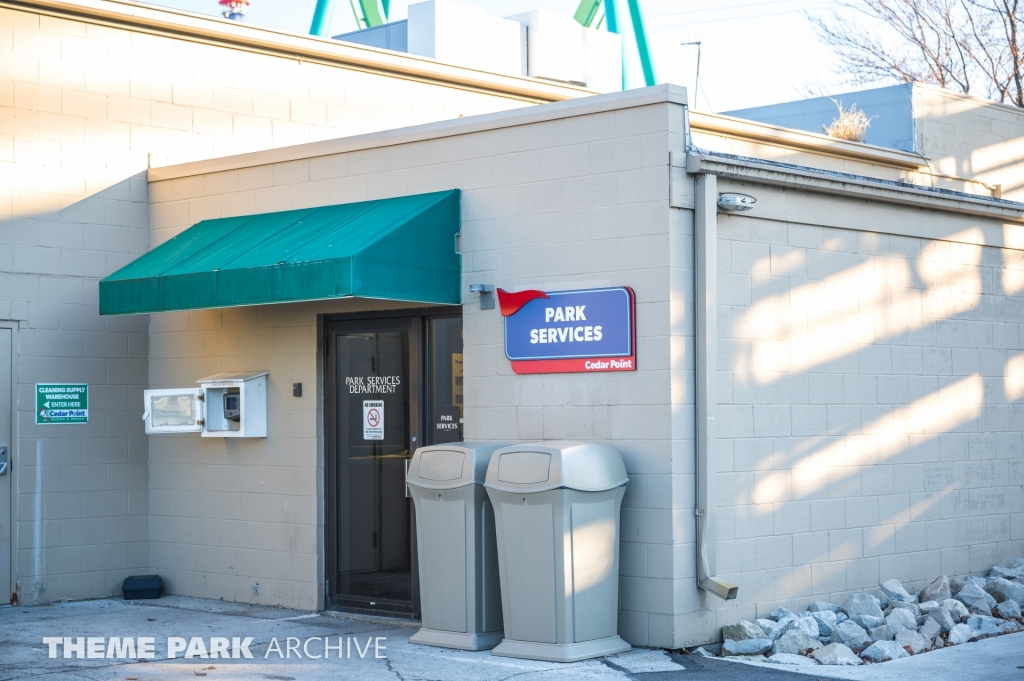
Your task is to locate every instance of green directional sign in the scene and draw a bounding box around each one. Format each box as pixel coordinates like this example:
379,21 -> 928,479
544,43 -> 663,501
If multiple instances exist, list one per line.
36,383 -> 88,424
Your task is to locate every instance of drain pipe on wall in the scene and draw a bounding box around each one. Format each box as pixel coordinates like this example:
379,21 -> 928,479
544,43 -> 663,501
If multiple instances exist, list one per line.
694,173 -> 739,600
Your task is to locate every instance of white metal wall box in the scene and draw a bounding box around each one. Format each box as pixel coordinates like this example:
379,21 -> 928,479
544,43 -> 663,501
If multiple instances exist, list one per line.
142,372 -> 268,437
197,372 -> 269,438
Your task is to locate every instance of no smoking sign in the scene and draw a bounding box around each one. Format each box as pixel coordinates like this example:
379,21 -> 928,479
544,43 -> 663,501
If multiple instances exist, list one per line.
363,400 -> 384,440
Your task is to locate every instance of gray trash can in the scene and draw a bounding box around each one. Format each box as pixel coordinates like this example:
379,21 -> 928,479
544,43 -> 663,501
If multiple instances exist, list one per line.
484,441 -> 631,662
407,442 -> 507,651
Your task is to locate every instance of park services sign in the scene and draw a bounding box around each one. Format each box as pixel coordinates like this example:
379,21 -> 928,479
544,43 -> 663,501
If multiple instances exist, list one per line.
499,287 -> 636,374
36,383 -> 88,424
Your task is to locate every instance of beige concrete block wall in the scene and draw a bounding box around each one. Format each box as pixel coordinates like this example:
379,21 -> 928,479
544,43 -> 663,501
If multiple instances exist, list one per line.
147,298 -> 418,609
146,96 -> 690,641
0,3 -> 543,603
698,180 -> 1024,639
913,85 -> 1024,201
460,103 -> 689,649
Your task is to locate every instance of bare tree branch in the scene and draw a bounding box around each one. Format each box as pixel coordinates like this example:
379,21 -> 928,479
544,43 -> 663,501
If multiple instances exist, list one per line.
812,0 -> 1024,106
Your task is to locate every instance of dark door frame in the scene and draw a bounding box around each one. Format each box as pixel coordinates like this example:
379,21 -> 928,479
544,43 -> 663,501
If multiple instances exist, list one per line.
323,307 -> 461,618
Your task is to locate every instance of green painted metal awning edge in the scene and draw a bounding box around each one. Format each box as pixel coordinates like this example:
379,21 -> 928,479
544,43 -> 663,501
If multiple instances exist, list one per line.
99,189 -> 462,316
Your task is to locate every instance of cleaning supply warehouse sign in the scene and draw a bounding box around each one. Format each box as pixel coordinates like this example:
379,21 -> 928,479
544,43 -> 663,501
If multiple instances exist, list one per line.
36,383 -> 89,424
498,287 -> 636,374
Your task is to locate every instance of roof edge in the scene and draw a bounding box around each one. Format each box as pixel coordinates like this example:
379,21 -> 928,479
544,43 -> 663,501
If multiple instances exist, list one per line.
679,150 -> 1024,223
6,0 -> 594,103
690,110 -> 927,171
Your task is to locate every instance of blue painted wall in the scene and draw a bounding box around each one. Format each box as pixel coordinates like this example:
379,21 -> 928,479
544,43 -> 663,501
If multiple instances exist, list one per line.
724,83 -> 917,153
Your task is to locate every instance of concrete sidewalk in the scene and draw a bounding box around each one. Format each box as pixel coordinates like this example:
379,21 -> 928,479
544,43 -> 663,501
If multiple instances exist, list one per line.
3,596 -> 1018,681
0,597 -> 819,681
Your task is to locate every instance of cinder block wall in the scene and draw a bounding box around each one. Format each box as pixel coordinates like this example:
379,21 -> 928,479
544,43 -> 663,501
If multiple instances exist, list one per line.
691,179 -> 1024,642
146,95 -> 689,635
457,102 -> 688,649
913,85 -> 1024,202
146,298 -> 417,609
141,84 -> 1024,648
0,3 -> 539,603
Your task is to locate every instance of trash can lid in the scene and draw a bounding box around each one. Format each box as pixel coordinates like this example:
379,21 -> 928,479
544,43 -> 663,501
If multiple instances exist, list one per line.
484,441 -> 628,493
406,442 -> 511,490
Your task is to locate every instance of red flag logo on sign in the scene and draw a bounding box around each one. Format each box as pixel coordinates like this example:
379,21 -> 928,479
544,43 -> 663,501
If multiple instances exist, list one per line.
496,288 -> 549,316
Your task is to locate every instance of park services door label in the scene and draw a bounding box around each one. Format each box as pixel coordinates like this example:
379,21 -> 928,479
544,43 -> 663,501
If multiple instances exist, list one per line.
499,287 -> 636,374
36,384 -> 88,424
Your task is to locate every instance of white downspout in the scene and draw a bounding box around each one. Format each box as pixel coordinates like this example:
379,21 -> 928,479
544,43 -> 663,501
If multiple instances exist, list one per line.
694,173 -> 738,600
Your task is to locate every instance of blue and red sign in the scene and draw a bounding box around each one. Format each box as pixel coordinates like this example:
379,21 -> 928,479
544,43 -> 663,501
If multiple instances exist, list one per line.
498,287 -> 636,374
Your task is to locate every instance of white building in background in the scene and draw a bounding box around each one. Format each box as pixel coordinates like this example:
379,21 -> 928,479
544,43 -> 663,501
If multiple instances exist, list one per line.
2,0 -> 1024,650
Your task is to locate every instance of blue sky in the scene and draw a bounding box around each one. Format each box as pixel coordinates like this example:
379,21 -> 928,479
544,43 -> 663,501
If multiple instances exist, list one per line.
153,0 -> 853,112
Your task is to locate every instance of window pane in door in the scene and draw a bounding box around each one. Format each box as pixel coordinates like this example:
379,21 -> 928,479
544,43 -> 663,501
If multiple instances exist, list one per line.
151,394 -> 197,427
335,330 -> 411,603
428,317 -> 463,444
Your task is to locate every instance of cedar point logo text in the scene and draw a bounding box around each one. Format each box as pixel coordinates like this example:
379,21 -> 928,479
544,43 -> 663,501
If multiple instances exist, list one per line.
42,636 -> 387,660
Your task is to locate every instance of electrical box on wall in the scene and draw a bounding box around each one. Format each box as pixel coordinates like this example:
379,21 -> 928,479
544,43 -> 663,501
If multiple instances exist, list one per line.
142,371 -> 268,438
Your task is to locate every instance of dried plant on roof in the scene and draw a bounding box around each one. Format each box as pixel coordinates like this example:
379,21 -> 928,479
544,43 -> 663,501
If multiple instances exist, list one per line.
811,0 -> 1024,107
823,99 -> 874,141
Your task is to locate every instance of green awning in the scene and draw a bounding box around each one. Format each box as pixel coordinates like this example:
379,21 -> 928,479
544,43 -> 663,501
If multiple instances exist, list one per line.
99,190 -> 461,315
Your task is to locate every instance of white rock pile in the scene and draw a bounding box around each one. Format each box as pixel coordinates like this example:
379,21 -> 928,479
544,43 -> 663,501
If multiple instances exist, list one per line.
718,557 -> 1024,666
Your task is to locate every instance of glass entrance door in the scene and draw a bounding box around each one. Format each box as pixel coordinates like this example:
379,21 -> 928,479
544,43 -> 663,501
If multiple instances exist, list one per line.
326,318 -> 419,616
325,312 -> 463,618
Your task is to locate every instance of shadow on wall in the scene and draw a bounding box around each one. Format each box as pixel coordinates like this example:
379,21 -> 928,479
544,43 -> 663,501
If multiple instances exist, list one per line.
728,84 -> 1024,201
713,212 -> 1024,615
6,173 -> 150,604
910,91 -> 1024,201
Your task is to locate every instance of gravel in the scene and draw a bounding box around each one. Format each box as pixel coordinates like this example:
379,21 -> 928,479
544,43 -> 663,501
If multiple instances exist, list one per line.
994,599 -> 1021,620
779,616 -> 819,639
927,607 -> 957,632
832,620 -> 872,649
723,638 -> 773,656
895,629 -> 932,654
886,607 -> 918,634
985,578 -> 1024,606
860,640 -> 910,662
755,618 -> 783,641
965,615 -> 1016,636
771,630 -> 823,656
768,606 -> 796,621
722,620 -> 767,642
850,614 -> 885,630
942,598 -> 969,620
879,578 -> 914,603
957,582 -> 997,610
715,556 -> 1024,669
919,575 -> 952,603
809,601 -> 841,613
868,624 -> 895,641
844,593 -> 884,619
947,623 -> 975,645
890,601 -> 921,617
918,616 -> 942,642
811,611 -> 836,639
811,642 -> 862,665
990,558 -> 1024,580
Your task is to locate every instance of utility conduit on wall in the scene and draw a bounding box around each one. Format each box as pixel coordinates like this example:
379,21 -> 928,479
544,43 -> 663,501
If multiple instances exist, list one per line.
694,173 -> 738,601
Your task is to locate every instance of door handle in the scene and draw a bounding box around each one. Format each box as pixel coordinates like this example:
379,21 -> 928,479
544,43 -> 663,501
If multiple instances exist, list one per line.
0,445 -> 8,476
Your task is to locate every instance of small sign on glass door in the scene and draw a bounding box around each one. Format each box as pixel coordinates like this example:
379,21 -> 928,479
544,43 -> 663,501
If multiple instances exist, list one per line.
363,400 -> 384,440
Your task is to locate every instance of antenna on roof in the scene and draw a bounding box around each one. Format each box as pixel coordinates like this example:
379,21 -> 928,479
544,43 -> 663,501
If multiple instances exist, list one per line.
220,0 -> 250,21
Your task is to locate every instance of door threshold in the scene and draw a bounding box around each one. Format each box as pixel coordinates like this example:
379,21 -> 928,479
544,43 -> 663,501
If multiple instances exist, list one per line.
324,603 -> 420,623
